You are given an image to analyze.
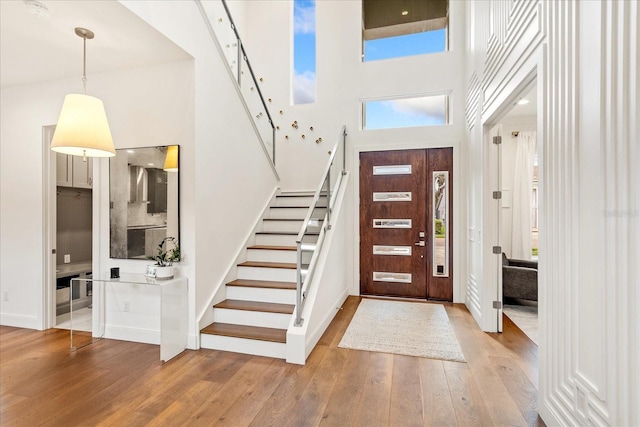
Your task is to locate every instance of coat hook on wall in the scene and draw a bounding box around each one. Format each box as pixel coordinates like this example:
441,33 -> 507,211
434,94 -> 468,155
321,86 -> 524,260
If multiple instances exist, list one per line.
512,131 -> 519,137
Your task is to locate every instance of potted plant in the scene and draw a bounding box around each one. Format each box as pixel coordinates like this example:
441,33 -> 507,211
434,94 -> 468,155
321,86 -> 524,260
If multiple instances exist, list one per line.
147,237 -> 181,280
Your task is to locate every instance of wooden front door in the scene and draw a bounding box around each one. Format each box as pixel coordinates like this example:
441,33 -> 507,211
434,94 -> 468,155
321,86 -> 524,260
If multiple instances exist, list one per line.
359,148 -> 453,300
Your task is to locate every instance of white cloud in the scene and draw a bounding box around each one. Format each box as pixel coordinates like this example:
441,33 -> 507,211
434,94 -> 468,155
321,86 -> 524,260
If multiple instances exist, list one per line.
293,70 -> 316,104
294,2 -> 315,35
389,96 -> 447,124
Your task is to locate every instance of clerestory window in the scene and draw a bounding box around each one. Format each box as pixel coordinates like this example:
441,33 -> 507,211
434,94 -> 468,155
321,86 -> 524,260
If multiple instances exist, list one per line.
362,0 -> 448,61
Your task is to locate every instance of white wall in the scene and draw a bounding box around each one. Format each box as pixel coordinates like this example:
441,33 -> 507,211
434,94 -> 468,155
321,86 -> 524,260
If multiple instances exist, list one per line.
239,0 -> 468,301
465,1 -> 639,425
0,59 -> 195,332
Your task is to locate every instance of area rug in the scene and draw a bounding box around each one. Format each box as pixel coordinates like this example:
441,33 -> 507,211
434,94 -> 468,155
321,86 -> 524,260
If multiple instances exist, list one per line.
338,299 -> 466,362
503,304 -> 538,345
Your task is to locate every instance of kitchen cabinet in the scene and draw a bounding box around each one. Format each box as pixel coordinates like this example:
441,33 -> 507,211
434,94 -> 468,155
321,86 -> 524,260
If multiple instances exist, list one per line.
146,168 -> 167,213
56,153 -> 93,188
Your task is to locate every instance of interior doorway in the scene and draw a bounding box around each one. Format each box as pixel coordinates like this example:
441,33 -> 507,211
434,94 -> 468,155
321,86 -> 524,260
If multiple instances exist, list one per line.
359,148 -> 453,301
43,126 -> 94,332
491,83 -> 540,343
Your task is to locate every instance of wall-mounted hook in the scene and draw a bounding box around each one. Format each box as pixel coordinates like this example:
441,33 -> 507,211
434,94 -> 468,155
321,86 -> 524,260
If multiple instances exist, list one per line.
301,134 -> 305,139
268,98 -> 272,102
259,77 -> 264,82
279,110 -> 283,114
310,126 -> 314,131
276,125 -> 280,130
285,135 -> 289,139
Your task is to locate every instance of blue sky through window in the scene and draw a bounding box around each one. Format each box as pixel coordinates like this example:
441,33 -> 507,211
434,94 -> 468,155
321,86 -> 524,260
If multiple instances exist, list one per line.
365,29 -> 447,61
293,0 -> 316,104
365,95 -> 448,130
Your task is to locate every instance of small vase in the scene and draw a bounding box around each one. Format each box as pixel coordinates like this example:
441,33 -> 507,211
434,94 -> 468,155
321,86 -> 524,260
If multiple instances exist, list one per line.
154,266 -> 174,280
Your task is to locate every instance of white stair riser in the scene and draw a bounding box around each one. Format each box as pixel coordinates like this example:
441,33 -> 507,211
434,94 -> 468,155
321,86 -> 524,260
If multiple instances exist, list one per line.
227,286 -> 296,304
238,266 -> 297,282
262,220 -> 304,233
262,220 -> 323,233
255,234 -> 299,246
247,249 -> 312,264
213,308 -> 291,329
200,334 -> 286,359
255,234 -> 319,247
268,207 -> 326,219
274,196 -> 326,207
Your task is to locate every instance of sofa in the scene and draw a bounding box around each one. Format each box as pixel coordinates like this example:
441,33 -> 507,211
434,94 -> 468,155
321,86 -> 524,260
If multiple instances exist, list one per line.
502,253 -> 538,301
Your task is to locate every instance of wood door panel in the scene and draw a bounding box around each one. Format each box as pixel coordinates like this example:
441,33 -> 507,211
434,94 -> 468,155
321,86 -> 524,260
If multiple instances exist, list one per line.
360,149 -> 426,298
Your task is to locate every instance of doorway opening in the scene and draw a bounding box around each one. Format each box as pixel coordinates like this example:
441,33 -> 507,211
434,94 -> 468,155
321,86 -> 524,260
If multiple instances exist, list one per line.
359,147 -> 453,301
43,126 -> 94,333
491,82 -> 539,344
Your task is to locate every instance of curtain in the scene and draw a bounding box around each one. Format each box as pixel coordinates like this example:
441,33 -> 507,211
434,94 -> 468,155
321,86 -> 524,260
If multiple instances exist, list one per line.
511,131 -> 536,259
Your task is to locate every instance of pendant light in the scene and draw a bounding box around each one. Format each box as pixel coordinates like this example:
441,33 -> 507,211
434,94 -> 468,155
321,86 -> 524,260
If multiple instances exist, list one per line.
163,145 -> 179,172
51,28 -> 115,159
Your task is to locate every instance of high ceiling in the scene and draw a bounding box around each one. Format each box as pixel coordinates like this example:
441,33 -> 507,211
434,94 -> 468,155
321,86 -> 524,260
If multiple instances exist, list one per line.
0,0 -> 190,88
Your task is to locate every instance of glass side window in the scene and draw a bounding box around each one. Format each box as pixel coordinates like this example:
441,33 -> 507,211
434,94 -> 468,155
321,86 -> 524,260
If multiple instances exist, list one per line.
293,0 -> 316,104
363,94 -> 449,130
362,0 -> 448,62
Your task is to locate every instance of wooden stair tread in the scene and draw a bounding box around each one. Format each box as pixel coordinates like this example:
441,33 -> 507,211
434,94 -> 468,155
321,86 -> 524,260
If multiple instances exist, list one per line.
201,323 -> 286,343
214,299 -> 294,314
247,245 -> 296,251
238,261 -> 296,269
226,279 -> 296,290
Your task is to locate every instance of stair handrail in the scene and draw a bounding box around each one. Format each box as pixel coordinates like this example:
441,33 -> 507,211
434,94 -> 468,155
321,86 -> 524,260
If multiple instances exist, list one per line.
195,0 -> 277,167
294,125 -> 347,327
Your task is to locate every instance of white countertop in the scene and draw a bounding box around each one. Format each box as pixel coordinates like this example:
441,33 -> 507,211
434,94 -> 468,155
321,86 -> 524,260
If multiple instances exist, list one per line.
56,261 -> 92,278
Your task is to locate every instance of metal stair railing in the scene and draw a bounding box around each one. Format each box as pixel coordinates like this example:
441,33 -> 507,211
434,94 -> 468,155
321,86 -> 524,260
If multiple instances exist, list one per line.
294,126 -> 347,327
195,0 -> 277,167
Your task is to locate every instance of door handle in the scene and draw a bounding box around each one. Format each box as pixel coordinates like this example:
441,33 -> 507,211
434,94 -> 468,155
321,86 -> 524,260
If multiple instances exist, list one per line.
415,241 -> 425,246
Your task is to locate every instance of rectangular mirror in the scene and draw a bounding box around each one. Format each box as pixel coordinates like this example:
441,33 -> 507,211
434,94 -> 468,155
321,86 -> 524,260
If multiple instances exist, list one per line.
110,146 -> 179,259
433,171 -> 449,277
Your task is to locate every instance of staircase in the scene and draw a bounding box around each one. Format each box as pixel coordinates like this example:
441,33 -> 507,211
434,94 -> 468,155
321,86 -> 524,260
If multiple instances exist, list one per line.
200,192 -> 326,359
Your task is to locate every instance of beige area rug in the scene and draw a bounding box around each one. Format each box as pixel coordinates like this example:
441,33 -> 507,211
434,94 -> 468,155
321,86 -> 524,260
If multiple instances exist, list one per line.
338,299 -> 466,362
504,304 -> 538,345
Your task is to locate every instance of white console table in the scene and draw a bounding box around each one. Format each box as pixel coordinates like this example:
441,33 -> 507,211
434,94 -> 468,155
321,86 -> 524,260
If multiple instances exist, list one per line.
70,273 -> 188,362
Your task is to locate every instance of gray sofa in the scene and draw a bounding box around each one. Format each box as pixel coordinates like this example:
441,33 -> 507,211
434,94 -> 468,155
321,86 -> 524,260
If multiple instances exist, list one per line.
502,253 -> 538,301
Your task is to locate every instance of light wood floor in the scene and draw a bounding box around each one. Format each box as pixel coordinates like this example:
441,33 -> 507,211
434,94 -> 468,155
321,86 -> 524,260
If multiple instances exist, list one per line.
0,296 -> 543,426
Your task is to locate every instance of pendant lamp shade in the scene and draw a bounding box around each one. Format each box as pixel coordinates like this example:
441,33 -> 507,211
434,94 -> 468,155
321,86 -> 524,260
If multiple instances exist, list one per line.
51,94 -> 115,157
163,145 -> 179,171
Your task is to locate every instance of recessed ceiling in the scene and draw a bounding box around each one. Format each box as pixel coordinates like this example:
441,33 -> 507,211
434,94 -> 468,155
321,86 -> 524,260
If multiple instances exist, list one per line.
503,85 -> 537,119
0,0 -> 191,88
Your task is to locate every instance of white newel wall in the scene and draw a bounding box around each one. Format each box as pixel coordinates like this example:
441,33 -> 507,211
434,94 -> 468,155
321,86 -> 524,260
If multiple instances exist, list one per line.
119,0 -> 280,348
466,1 -> 639,425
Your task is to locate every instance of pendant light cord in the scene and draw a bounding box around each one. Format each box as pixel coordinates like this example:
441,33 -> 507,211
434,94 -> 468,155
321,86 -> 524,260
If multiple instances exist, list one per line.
82,36 -> 87,95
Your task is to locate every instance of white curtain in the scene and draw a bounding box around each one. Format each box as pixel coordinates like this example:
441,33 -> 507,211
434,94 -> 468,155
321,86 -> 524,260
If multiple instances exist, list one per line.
511,131 -> 536,259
